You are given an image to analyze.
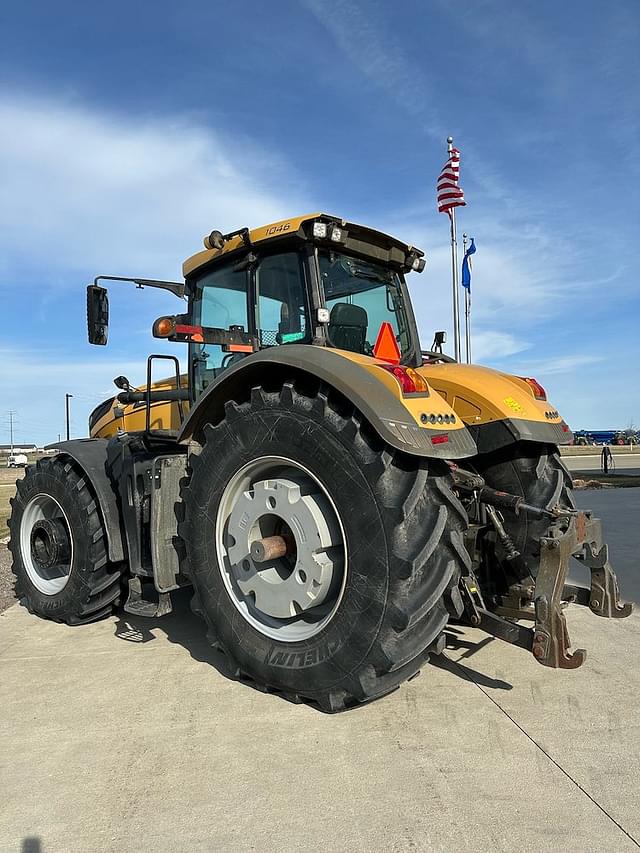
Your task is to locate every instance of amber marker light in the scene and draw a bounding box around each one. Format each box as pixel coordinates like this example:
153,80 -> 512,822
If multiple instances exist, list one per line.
153,316 -> 175,338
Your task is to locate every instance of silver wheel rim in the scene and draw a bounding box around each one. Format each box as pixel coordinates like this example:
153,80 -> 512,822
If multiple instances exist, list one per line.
20,493 -> 74,595
216,456 -> 347,641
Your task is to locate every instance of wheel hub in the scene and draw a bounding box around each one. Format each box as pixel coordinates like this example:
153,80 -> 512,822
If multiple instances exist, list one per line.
226,477 -> 340,619
20,492 -> 74,596
30,518 -> 71,570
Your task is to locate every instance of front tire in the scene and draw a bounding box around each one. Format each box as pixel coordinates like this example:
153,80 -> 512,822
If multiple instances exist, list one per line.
180,381 -> 467,712
8,456 -> 123,624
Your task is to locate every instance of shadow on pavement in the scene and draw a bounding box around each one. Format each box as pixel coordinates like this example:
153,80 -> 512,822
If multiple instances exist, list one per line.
113,587 -> 229,671
112,587 -> 513,698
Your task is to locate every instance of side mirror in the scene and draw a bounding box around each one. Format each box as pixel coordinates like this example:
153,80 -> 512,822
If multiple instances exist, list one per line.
113,375 -> 131,391
87,284 -> 109,346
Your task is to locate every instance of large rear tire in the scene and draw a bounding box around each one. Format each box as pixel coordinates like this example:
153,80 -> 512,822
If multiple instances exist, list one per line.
180,382 -> 468,712
8,456 -> 123,624
474,441 -> 575,577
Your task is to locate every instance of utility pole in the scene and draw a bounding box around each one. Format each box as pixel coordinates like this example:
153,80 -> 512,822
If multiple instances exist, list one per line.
65,394 -> 73,441
8,410 -> 16,455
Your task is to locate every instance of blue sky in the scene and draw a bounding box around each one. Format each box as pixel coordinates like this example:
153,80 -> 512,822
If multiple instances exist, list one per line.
0,0 -> 638,444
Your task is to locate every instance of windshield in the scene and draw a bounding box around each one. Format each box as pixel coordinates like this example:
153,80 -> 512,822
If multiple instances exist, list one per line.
318,251 -> 412,359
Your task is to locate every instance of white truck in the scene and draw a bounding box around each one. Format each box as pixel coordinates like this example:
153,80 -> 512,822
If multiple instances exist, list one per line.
7,454 -> 28,468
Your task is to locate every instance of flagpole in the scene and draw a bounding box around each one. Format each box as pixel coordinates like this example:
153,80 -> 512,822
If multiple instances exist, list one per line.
463,233 -> 471,363
447,136 -> 462,362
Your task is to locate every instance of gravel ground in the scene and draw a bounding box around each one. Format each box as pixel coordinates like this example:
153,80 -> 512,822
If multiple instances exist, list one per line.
0,466 -> 22,613
0,543 -> 17,614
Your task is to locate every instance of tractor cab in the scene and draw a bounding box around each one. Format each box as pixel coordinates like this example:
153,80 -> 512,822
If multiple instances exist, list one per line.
85,213 -> 428,438
182,228 -> 424,397
157,214 -> 427,399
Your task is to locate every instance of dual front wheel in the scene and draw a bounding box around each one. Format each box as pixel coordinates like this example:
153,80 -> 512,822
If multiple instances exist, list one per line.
9,457 -> 122,624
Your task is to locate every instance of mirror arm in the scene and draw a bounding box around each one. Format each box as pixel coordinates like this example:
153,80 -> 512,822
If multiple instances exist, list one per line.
93,275 -> 186,299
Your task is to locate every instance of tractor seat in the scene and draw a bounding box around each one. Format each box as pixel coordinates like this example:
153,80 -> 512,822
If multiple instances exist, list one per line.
328,303 -> 368,354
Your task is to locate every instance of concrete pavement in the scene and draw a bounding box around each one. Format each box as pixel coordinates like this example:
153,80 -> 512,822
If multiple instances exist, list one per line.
1,587 -> 639,853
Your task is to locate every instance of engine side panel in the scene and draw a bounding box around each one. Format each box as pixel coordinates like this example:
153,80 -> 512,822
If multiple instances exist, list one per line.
90,377 -> 188,439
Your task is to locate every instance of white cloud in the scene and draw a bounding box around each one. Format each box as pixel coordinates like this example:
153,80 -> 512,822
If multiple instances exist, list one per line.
0,94 -> 309,442
508,353 -> 604,376
0,94 -> 308,282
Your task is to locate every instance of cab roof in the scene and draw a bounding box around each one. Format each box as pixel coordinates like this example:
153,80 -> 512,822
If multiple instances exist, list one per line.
182,213 -> 423,278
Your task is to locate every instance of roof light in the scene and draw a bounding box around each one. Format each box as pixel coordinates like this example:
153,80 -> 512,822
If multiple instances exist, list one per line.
520,376 -> 547,400
329,223 -> 346,242
380,365 -> 430,395
406,250 -> 426,273
204,230 -> 225,250
313,221 -> 328,239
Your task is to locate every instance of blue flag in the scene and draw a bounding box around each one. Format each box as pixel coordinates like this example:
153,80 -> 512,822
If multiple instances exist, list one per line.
461,238 -> 476,291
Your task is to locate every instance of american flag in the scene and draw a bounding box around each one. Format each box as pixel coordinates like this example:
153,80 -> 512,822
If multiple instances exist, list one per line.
437,147 -> 466,215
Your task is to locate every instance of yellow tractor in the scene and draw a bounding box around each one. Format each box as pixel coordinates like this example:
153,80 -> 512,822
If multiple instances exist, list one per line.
8,214 -> 631,711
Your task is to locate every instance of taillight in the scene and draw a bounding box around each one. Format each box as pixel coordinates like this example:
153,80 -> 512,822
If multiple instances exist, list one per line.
380,365 -> 430,395
520,376 -> 547,401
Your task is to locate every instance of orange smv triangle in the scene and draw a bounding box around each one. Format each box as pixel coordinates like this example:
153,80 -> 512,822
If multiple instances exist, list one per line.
373,321 -> 401,364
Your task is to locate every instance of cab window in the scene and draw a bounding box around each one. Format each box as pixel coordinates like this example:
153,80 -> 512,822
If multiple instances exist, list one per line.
190,260 -> 248,393
318,250 -> 411,358
255,252 -> 310,347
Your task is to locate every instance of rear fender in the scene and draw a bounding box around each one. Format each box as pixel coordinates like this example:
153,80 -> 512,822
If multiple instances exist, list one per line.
178,345 -> 477,460
46,439 -> 126,563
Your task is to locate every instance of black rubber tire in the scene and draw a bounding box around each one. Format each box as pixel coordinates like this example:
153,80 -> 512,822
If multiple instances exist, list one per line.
8,456 -> 123,624
179,381 -> 468,712
474,441 -> 575,576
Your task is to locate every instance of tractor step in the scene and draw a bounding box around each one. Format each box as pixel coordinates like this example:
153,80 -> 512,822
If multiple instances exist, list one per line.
123,576 -> 173,618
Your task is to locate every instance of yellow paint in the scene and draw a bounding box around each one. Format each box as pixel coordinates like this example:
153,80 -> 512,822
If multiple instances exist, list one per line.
90,350 -> 470,439
182,212 -> 420,278
91,376 -> 188,439
504,396 -> 526,415
418,362 -> 564,426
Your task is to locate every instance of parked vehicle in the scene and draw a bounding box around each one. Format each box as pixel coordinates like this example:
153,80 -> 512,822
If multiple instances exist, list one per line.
7,454 -> 27,468
573,431 -> 596,446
